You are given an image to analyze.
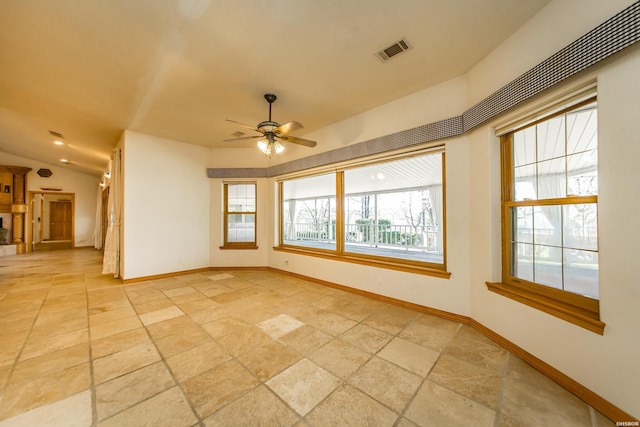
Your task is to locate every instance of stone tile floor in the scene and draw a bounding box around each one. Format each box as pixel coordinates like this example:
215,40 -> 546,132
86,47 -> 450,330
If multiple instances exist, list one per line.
0,249 -> 614,426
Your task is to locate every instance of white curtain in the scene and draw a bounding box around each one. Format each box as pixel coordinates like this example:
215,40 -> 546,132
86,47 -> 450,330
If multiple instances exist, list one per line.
102,148 -> 122,277
427,184 -> 443,254
93,185 -> 104,250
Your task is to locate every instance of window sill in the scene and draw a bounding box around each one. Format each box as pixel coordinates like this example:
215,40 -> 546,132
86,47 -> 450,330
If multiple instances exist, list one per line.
219,245 -> 259,250
274,245 -> 451,279
486,281 -> 605,335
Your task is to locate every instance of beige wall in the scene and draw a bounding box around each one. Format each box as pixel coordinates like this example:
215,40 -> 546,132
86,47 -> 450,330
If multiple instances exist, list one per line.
121,131 -> 210,279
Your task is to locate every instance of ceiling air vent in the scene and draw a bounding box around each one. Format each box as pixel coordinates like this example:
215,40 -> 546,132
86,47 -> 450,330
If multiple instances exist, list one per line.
376,38 -> 411,62
48,130 -> 64,138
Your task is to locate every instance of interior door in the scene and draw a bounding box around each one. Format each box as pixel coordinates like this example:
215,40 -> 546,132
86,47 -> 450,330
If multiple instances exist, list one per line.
50,200 -> 72,240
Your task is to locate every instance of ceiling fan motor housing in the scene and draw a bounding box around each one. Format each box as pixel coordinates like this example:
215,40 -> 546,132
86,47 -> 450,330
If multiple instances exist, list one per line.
258,120 -> 280,133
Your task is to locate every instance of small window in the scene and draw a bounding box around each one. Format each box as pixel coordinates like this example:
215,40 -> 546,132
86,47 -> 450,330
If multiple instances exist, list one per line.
222,183 -> 257,248
491,98 -> 603,334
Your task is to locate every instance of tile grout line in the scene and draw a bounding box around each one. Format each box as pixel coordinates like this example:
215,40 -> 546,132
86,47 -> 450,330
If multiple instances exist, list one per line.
0,276 -> 53,422
299,313 -> 375,424
422,323 -> 511,422
172,276 -> 250,426
90,282 -> 201,425
172,274 -> 275,417
297,301 -> 424,424
186,273 -> 314,422
126,280 -> 206,427
389,315 -> 460,426
84,273 -> 99,427
197,274 -> 367,423
221,281 -> 305,423
589,406 -> 598,427
493,349 -> 512,426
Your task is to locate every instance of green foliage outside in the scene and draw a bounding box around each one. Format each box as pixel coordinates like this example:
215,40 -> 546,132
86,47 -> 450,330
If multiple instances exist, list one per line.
356,219 -> 423,246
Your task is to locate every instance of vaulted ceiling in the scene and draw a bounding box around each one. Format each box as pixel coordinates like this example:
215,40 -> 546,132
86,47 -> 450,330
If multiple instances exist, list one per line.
0,0 -> 550,176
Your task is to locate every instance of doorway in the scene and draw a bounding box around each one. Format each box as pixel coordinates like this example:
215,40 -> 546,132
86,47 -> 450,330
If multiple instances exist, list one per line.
50,200 -> 72,240
29,192 -> 75,251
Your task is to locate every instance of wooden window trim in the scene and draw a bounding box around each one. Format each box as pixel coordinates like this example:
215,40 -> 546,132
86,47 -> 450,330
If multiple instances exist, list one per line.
222,182 -> 257,248
276,150 -> 448,277
274,245 -> 451,279
486,281 -> 604,335
493,101 -> 604,334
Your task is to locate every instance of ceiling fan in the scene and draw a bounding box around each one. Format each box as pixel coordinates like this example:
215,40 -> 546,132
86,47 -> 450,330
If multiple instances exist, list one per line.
224,93 -> 317,156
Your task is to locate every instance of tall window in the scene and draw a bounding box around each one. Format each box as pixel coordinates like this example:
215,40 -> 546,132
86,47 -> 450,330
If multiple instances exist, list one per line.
495,99 -> 602,333
223,183 -> 256,248
278,150 -> 446,276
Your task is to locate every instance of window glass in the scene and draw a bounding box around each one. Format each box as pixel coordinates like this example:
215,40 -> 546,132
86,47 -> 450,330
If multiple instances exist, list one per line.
278,149 -> 446,271
224,183 -> 256,245
343,153 -> 443,264
507,101 -> 598,299
282,173 -> 336,250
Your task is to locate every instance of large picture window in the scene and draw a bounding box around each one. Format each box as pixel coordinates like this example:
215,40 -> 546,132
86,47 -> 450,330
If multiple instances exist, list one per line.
223,182 -> 256,248
278,150 -> 446,276
491,98 -> 603,333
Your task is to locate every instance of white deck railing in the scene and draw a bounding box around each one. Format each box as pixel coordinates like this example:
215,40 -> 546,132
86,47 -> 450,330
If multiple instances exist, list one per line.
284,222 -> 439,252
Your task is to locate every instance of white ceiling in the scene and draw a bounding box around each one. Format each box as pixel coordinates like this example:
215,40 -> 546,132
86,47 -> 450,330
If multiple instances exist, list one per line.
0,0 -> 551,177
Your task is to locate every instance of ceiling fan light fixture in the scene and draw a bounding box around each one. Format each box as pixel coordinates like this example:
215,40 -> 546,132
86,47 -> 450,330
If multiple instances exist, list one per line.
257,138 -> 285,157
274,140 -> 285,154
257,139 -> 269,153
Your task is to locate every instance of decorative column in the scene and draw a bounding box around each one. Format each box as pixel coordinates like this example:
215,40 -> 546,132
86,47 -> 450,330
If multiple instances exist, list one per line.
9,166 -> 31,254
10,205 -> 26,252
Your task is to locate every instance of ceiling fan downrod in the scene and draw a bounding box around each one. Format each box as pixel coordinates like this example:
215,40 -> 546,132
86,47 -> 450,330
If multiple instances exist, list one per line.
264,93 -> 277,121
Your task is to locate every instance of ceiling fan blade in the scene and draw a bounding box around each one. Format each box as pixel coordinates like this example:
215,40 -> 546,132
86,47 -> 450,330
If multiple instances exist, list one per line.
223,135 -> 263,142
225,119 -> 262,134
279,135 -> 317,148
274,121 -> 303,135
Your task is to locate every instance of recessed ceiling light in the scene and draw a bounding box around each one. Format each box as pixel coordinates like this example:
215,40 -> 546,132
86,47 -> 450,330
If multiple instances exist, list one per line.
60,159 -> 69,164
53,140 -> 64,146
